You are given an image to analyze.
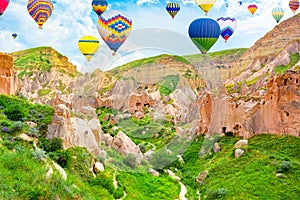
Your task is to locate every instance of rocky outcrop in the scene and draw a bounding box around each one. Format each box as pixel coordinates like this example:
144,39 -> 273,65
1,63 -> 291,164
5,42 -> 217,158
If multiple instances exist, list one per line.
198,70 -> 300,138
229,14 -> 300,80
0,53 -> 16,95
101,131 -> 143,163
47,104 -> 103,156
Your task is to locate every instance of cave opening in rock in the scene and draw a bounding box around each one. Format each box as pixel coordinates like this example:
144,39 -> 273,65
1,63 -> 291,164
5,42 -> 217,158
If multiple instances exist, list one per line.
222,127 -> 226,133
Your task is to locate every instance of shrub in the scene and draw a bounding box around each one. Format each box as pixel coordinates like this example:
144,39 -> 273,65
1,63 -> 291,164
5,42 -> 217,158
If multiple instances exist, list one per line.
206,188 -> 228,199
123,153 -> 137,169
48,150 -> 71,168
31,148 -> 47,161
225,131 -> 234,136
278,161 -> 292,173
38,138 -> 63,153
90,174 -> 114,193
27,127 -> 39,137
12,121 -> 25,131
4,106 -> 26,121
113,187 -> 124,199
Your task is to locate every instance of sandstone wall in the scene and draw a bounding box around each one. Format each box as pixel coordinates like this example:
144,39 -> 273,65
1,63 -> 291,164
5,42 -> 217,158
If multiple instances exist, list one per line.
0,53 -> 16,95
198,71 -> 300,138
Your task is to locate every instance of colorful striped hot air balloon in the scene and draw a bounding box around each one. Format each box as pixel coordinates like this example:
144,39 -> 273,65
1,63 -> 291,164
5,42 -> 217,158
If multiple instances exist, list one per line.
248,4 -> 257,15
78,36 -> 100,61
272,7 -> 284,23
289,0 -> 299,14
217,17 -> 237,43
92,0 -> 107,16
195,0 -> 217,16
97,10 -> 132,54
188,18 -> 220,54
27,0 -> 54,29
0,0 -> 10,16
166,2 -> 180,19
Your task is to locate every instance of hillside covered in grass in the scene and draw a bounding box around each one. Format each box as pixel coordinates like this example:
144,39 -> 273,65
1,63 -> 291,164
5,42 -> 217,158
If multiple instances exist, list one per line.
1,94 -> 299,200
11,46 -> 77,78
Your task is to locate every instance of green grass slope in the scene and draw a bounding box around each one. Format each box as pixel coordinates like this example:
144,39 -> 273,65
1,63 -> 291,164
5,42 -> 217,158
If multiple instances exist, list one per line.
169,134 -> 300,199
11,46 -> 77,77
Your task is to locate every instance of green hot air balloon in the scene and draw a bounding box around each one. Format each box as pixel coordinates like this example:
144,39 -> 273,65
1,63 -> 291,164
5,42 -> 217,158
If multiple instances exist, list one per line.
188,18 -> 220,54
272,7 -> 284,23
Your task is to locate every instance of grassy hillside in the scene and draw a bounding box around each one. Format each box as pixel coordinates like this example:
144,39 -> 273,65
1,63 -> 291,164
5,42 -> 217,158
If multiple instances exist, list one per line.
110,54 -> 190,77
169,134 -> 300,199
184,48 -> 248,64
0,93 -> 299,199
11,46 -> 77,77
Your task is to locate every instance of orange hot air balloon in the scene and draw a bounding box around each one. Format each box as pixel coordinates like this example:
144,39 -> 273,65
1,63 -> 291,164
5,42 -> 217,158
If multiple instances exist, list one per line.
248,4 -> 257,15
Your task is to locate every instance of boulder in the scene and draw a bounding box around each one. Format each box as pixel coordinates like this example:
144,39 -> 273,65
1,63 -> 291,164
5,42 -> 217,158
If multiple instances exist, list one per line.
93,162 -> 105,174
235,148 -> 245,158
234,140 -> 248,148
196,171 -> 209,185
213,143 -> 221,153
46,167 -> 53,180
111,131 -> 143,163
148,168 -> 159,177
52,161 -> 67,180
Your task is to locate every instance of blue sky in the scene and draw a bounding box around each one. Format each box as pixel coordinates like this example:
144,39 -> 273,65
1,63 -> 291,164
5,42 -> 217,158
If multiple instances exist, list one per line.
0,0 -> 297,71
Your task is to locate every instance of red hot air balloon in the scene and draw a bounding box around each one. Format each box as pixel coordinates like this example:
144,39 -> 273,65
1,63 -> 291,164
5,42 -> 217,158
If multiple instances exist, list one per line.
289,0 -> 300,14
0,0 -> 10,17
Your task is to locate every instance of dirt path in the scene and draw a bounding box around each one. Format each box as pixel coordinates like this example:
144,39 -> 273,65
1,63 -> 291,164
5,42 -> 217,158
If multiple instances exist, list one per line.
166,170 -> 187,200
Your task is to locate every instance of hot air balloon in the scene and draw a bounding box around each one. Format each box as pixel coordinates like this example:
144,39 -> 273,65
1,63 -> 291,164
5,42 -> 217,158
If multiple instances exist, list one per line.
237,1 -> 242,6
27,0 -> 54,29
78,36 -> 100,61
97,10 -> 132,55
0,0 -> 10,16
248,4 -> 257,15
289,0 -> 299,14
188,18 -> 220,54
12,33 -> 17,39
272,7 -> 284,23
224,0 -> 229,8
217,17 -> 237,43
195,0 -> 216,16
166,2 -> 180,19
92,0 -> 107,16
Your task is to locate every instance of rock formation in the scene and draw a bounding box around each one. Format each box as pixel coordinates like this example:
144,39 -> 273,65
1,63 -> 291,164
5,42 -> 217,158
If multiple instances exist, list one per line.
47,104 -> 103,156
0,53 -> 16,95
198,70 -> 300,138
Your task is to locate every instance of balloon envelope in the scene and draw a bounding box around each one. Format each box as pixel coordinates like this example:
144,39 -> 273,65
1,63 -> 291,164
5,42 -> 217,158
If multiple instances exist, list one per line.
78,36 -> 100,61
166,2 -> 180,19
12,33 -> 17,39
188,18 -> 220,54
92,0 -> 107,16
194,0 -> 217,15
97,10 -> 132,53
27,0 -> 54,28
0,0 -> 9,16
248,4 -> 257,15
272,7 -> 284,23
237,1 -> 242,6
289,0 -> 299,14
217,17 -> 237,42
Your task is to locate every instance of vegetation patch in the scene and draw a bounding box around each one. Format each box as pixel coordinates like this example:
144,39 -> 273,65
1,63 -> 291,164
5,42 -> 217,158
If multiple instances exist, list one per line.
274,53 -> 300,74
38,88 -> 52,97
159,74 -> 179,96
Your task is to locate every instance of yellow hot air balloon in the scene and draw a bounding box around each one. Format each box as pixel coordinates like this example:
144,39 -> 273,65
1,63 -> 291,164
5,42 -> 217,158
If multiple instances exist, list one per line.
78,36 -> 100,61
194,0 -> 216,16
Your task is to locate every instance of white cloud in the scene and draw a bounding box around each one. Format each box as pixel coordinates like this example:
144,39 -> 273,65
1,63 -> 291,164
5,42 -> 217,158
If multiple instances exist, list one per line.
136,0 -> 159,6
